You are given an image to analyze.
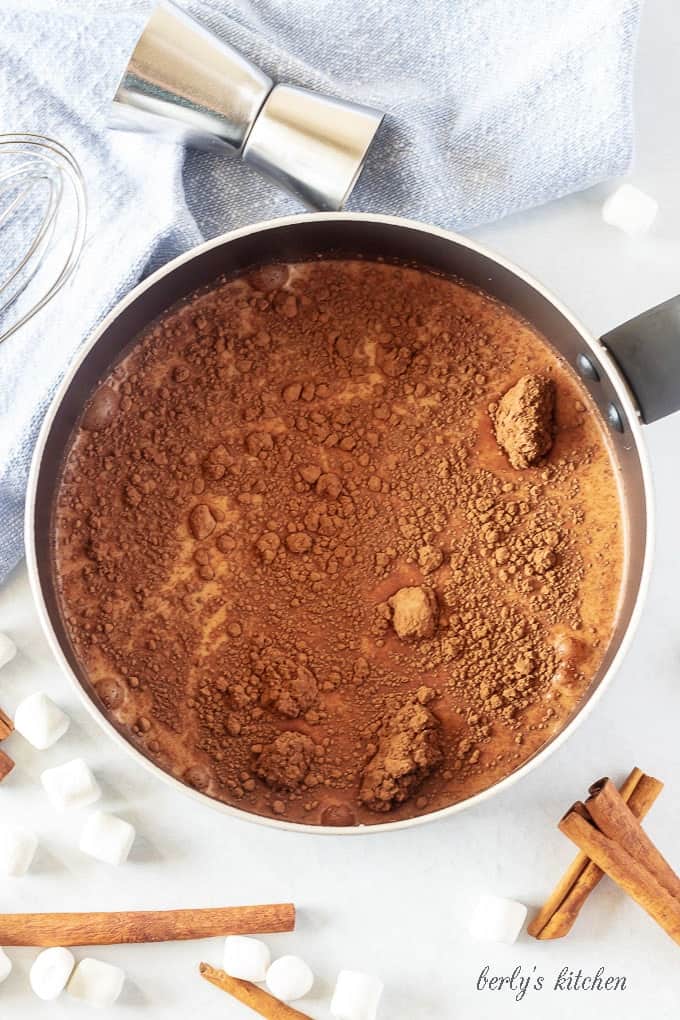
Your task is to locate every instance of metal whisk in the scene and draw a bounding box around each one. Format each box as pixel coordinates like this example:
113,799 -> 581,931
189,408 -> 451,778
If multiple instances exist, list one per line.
0,133 -> 87,346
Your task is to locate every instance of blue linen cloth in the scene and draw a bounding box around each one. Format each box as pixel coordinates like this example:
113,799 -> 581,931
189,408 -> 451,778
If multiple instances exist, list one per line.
0,0 -> 641,583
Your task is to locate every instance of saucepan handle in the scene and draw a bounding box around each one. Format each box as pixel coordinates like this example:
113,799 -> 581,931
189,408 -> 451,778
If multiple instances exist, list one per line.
601,294 -> 680,424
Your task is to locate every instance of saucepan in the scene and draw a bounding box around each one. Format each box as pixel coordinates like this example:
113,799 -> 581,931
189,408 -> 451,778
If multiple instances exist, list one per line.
24,211 -> 680,833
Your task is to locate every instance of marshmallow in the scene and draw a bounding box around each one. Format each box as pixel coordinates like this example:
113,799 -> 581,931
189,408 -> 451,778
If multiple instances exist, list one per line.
223,935 -> 271,982
0,823 -> 38,876
0,948 -> 12,984
266,955 -> 314,1002
14,692 -> 70,750
79,811 -> 135,866
602,183 -> 658,236
68,958 -> 125,1008
0,633 -> 17,671
41,758 -> 101,811
30,947 -> 75,1000
469,893 -> 527,944
331,970 -> 384,1020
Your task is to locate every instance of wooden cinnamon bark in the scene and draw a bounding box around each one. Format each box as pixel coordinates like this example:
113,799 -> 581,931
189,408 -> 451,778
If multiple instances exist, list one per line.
0,904 -> 295,946
200,963 -> 312,1019
0,748 -> 14,781
559,809 -> 680,945
0,707 -> 14,740
585,778 -> 680,903
528,768 -> 662,939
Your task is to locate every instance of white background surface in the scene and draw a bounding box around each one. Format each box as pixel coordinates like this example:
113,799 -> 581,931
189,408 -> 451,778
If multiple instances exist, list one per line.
1,3 -> 679,1017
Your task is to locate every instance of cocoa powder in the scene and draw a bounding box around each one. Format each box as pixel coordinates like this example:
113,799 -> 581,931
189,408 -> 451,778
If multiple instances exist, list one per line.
360,686 -> 442,812
53,259 -> 623,825
492,373 -> 555,469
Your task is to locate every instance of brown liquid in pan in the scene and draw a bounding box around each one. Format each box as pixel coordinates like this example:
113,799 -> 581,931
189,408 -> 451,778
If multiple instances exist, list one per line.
53,260 -> 624,825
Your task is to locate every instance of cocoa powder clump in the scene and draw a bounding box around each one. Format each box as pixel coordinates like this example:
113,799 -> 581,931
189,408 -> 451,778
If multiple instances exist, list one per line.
417,544 -> 443,574
388,586 -> 438,640
360,687 -> 442,812
255,731 -> 315,791
256,531 -> 280,562
189,504 -> 217,540
493,374 -> 555,469
259,652 -> 318,719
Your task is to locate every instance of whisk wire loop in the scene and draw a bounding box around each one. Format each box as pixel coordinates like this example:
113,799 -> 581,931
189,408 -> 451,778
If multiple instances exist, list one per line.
0,133 -> 87,345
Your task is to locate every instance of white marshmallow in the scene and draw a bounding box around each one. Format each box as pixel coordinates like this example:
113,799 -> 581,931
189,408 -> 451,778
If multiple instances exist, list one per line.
41,758 -> 101,811
331,970 -> 384,1020
30,947 -> 75,1000
469,893 -> 527,944
0,823 -> 38,876
79,811 -> 135,866
67,957 -> 125,1008
266,955 -> 314,1002
0,633 -> 17,670
0,948 -> 12,983
14,692 -> 70,750
223,935 -> 271,982
602,183 -> 658,236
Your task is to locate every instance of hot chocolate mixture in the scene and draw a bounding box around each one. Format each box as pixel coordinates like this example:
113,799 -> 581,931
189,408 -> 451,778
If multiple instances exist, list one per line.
53,259 -> 623,825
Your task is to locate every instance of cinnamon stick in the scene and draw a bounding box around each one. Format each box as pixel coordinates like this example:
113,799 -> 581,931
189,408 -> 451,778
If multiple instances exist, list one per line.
0,748 -> 14,782
528,768 -> 662,939
200,963 -> 312,1019
0,707 -> 13,741
0,904 -> 295,947
559,809 -> 680,945
585,778 -> 680,903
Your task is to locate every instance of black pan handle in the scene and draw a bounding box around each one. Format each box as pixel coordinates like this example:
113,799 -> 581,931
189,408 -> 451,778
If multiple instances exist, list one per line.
601,294 -> 680,424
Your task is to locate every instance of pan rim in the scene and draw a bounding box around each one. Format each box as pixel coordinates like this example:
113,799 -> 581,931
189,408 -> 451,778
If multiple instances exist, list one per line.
25,210 -> 655,835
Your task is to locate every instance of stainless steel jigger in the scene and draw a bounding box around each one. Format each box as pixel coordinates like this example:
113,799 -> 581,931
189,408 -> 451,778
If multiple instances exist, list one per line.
110,0 -> 384,211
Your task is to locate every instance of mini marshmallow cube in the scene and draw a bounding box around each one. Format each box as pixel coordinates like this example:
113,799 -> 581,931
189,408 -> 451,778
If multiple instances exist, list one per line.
14,692 -> 70,750
266,955 -> 314,1002
602,183 -> 658,236
0,633 -> 17,670
0,948 -> 12,984
79,811 -> 135,866
0,823 -> 38,876
68,957 -> 125,1008
223,935 -> 271,982
30,947 -> 75,1000
41,758 -> 101,811
331,970 -> 384,1020
469,893 -> 528,944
